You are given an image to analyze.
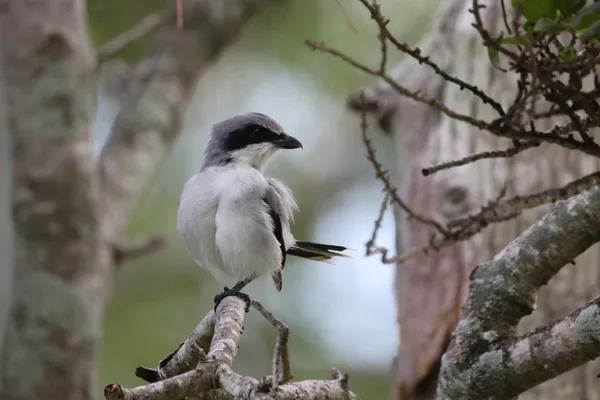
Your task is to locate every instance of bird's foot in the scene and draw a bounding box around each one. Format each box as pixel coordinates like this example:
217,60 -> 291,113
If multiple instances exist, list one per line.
257,375 -> 274,393
213,287 -> 251,313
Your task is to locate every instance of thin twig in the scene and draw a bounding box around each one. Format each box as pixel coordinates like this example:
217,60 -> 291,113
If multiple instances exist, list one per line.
333,0 -> 357,33
112,235 -> 166,266
97,12 -> 163,65
500,0 -> 512,35
307,40 -> 491,133
356,0 -> 506,116
365,192 -> 390,255
357,94 -> 449,235
176,0 -> 183,28
422,141 -> 541,176
449,169 -> 600,231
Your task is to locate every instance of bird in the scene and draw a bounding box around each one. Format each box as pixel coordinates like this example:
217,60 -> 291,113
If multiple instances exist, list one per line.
177,112 -> 349,312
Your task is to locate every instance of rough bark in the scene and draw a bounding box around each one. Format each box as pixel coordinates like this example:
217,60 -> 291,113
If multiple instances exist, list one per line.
0,21 -> 13,372
437,186 -> 600,398
0,2 -> 106,400
349,0 -> 600,398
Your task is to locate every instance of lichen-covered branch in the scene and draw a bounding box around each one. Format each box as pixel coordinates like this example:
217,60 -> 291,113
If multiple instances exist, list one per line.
438,186 -> 600,399
104,298 -> 359,400
98,0 -> 279,241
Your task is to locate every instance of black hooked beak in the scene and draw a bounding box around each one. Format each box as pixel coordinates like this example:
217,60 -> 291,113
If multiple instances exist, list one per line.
274,133 -> 303,149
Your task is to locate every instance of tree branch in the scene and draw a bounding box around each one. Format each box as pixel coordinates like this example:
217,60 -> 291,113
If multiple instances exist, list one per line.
438,186 -> 600,399
96,12 -> 163,65
105,298 -> 359,400
112,235 -> 166,266
98,0 -> 279,241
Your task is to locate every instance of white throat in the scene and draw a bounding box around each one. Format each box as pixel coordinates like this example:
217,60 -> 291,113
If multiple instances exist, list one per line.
230,143 -> 279,172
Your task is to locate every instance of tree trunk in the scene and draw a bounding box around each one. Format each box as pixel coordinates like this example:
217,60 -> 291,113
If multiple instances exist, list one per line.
350,1 -> 600,399
0,25 -> 13,371
0,1 -> 108,400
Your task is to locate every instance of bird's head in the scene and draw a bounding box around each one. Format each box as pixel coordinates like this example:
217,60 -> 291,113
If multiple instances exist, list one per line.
203,112 -> 303,171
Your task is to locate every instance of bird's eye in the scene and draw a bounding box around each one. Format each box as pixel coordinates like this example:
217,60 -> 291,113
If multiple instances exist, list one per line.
251,126 -> 278,142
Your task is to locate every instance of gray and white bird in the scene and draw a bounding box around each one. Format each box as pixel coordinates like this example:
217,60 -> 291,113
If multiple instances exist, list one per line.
177,112 -> 349,311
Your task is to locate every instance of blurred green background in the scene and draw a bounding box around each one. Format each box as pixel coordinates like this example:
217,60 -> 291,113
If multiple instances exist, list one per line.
88,0 -> 440,398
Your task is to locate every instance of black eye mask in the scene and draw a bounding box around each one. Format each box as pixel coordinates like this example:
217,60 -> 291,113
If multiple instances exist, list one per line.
223,123 -> 281,152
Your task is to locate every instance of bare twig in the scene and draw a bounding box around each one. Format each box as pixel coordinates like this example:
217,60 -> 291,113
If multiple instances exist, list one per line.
309,0 -> 600,269
356,0 -> 505,116
176,0 -> 183,28
365,192 -> 393,262
448,169 -> 600,231
307,40 -> 491,134
97,12 -> 163,65
309,39 -> 600,160
112,235 -> 166,266
500,0 -> 512,35
422,140 -> 541,176
357,96 -> 449,235
333,0 -> 356,33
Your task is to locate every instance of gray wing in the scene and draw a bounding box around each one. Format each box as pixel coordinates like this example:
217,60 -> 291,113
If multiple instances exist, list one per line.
263,178 -> 298,291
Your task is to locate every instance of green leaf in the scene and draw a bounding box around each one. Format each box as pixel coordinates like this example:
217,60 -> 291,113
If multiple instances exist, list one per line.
558,46 -> 577,61
522,20 -> 537,33
512,0 -> 557,22
486,37 -> 524,70
553,0 -> 583,17
534,17 -> 569,33
487,47 -> 500,68
499,36 -> 526,46
580,20 -> 600,41
568,2 -> 600,30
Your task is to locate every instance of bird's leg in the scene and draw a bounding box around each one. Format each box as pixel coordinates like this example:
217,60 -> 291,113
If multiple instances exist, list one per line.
213,274 -> 256,313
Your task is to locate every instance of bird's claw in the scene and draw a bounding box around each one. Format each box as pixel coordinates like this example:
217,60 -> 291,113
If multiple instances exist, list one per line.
213,287 -> 251,313
257,376 -> 274,392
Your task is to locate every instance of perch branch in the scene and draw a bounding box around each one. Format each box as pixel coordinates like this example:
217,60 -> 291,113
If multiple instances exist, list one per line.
438,186 -> 600,399
105,297 -> 359,400
134,308 -> 216,383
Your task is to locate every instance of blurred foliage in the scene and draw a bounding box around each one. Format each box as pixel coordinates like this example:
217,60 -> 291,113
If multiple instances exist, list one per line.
92,1 -> 440,399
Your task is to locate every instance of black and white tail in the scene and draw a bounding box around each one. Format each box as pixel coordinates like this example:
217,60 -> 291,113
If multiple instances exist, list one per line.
271,240 -> 350,292
287,240 -> 350,263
